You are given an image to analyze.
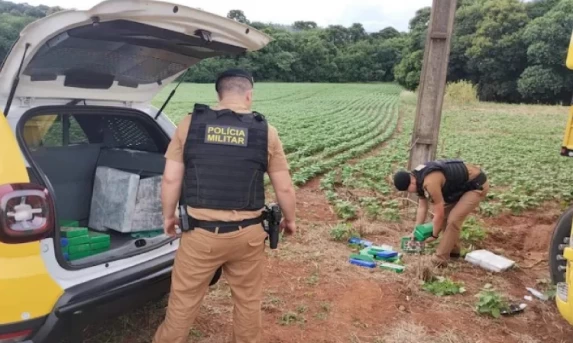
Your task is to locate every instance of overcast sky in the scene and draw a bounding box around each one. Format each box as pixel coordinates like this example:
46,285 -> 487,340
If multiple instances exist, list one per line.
14,0 -> 434,32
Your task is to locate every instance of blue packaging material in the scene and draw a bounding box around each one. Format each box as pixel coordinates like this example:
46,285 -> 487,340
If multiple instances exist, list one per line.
348,237 -> 373,247
349,258 -> 376,268
375,251 -> 398,259
63,252 -> 69,261
348,237 -> 361,244
60,238 -> 69,247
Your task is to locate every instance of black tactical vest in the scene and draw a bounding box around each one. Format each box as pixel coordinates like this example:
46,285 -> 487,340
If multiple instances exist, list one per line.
182,104 -> 268,211
412,159 -> 469,204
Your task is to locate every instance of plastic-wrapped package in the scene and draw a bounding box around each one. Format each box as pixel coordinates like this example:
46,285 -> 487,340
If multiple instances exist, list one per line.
88,166 -> 162,233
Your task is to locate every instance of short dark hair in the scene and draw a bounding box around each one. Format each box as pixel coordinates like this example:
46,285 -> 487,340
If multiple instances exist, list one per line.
215,68 -> 254,96
393,170 -> 412,191
216,76 -> 253,96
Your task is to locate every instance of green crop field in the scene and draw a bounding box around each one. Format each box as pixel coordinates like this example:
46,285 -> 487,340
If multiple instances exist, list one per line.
84,83 -> 573,343
153,83 -> 573,221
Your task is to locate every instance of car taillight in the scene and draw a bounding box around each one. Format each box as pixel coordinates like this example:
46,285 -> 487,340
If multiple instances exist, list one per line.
0,183 -> 54,244
0,330 -> 32,343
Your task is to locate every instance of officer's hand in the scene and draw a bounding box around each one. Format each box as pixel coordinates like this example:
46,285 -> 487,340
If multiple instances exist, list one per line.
280,219 -> 296,236
164,216 -> 180,237
425,236 -> 437,244
424,230 -> 439,243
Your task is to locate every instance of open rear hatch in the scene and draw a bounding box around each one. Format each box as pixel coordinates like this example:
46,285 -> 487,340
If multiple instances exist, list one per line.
4,0 -> 271,269
0,0 -> 271,106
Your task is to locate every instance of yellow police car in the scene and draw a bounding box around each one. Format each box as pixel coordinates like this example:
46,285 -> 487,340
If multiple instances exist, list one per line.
0,1 -> 270,342
553,27 -> 573,326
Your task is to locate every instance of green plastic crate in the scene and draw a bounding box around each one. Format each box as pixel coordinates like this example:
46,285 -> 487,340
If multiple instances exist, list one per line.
89,232 -> 110,245
61,227 -> 88,238
414,222 -> 434,242
349,253 -> 375,263
374,255 -> 400,263
379,262 -> 405,273
90,241 -> 110,251
67,235 -> 90,246
68,250 -> 92,261
68,247 -> 109,261
69,244 -> 90,254
59,220 -> 80,227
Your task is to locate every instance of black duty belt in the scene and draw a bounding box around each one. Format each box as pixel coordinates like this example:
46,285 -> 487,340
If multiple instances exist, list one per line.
188,214 -> 264,234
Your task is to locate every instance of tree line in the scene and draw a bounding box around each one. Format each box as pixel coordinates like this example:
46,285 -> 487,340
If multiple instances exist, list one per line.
0,0 -> 572,104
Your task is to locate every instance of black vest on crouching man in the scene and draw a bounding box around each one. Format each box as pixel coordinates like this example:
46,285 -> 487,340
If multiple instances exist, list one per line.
411,159 -> 477,204
182,103 -> 268,211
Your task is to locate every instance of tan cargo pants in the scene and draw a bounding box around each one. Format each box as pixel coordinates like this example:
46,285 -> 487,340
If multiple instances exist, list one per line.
152,223 -> 269,343
433,181 -> 490,265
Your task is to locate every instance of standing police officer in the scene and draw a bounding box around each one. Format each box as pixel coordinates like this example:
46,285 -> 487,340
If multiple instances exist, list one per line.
392,159 -> 489,267
152,69 -> 296,343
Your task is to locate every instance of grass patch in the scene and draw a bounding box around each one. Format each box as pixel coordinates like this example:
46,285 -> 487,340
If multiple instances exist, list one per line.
315,302 -> 331,320
536,278 -> 557,300
306,269 -> 320,286
475,285 -> 509,319
460,216 -> 487,254
329,223 -> 360,242
279,311 -> 306,326
422,276 -> 466,296
378,321 -> 475,343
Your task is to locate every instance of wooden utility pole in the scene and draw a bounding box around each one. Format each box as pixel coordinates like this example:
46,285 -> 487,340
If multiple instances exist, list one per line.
407,0 -> 457,170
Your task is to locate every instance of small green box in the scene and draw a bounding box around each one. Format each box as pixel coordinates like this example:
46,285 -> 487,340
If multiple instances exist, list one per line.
90,241 -> 110,251
349,253 -> 375,263
379,262 -> 405,273
61,227 -> 88,238
414,222 -> 434,242
68,250 -> 92,261
60,220 -> 80,227
69,244 -> 90,254
374,255 -> 400,263
89,232 -> 110,245
67,235 -> 90,246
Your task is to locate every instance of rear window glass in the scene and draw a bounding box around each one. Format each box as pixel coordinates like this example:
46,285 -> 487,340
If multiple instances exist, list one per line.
81,115 -> 161,152
23,114 -> 89,149
22,112 -> 163,153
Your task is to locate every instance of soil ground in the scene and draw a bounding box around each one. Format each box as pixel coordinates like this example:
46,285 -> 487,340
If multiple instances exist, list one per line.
83,178 -> 573,343
80,86 -> 573,343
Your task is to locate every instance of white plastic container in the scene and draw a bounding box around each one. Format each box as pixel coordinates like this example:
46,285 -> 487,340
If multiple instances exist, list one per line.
464,249 -> 515,272
89,166 -> 162,233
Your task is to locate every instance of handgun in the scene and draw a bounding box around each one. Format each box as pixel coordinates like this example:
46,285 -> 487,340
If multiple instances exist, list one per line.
264,203 -> 282,249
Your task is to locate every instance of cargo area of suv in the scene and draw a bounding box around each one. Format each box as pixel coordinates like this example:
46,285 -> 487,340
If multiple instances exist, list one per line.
18,106 -> 173,268
0,2 -> 269,269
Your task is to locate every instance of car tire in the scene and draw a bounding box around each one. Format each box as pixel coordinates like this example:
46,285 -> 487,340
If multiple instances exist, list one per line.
550,206 -> 573,284
209,266 -> 222,286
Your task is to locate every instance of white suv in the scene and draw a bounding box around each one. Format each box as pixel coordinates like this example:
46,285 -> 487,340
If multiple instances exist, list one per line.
0,1 -> 270,342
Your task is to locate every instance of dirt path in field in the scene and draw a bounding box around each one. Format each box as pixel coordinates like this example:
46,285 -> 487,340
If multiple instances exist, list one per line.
83,180 -> 573,343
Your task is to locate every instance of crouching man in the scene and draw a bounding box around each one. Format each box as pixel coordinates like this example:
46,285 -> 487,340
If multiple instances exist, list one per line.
392,159 -> 489,267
